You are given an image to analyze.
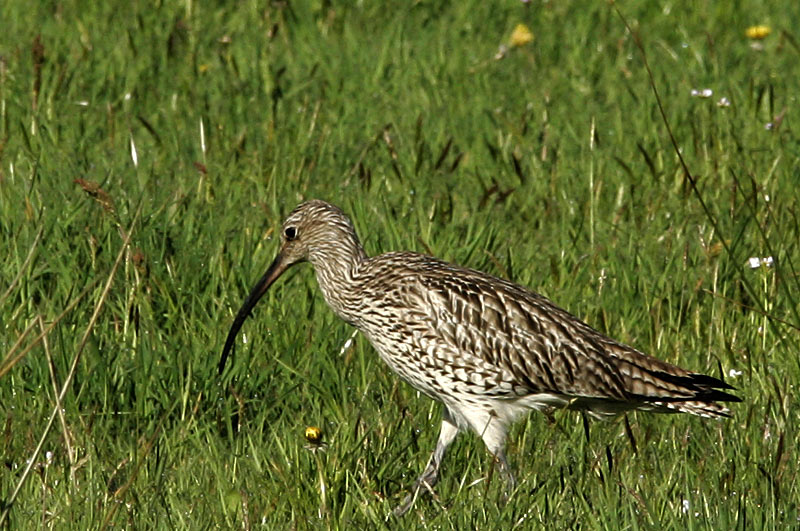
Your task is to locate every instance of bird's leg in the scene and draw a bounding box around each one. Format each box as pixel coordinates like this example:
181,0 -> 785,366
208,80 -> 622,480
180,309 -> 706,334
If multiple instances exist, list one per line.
492,447 -> 517,499
477,415 -> 516,500
393,408 -> 460,516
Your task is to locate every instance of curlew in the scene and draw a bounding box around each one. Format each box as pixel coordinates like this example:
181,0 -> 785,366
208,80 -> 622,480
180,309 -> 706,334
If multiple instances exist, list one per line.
219,199 -> 740,515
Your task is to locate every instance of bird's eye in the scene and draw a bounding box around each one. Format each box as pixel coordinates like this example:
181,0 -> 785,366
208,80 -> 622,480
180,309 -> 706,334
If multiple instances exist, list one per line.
284,226 -> 298,241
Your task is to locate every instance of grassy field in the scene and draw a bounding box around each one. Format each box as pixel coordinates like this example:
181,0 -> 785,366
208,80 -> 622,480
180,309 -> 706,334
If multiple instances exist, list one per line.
2,0 -> 799,528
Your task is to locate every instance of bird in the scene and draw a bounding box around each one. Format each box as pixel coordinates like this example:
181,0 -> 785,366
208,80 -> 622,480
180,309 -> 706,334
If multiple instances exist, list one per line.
219,199 -> 740,516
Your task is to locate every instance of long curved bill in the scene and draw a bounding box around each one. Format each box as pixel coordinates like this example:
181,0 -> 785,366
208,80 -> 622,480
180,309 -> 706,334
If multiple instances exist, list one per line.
218,253 -> 290,374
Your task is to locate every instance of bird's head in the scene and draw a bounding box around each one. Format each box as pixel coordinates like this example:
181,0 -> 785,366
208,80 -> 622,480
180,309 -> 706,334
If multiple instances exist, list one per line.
218,200 -> 362,373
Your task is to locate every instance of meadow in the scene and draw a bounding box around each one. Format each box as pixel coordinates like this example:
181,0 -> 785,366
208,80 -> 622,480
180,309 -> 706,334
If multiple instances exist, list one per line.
1,0 -> 799,528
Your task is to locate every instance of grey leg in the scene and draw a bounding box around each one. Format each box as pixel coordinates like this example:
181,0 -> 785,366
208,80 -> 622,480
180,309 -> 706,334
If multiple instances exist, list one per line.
492,447 -> 517,492
475,413 -> 516,494
393,407 -> 460,516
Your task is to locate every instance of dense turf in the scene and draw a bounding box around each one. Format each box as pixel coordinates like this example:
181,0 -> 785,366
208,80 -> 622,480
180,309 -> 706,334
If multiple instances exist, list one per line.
2,0 -> 799,527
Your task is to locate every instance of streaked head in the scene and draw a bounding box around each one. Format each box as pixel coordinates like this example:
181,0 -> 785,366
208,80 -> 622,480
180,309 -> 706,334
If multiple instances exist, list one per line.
276,200 -> 360,268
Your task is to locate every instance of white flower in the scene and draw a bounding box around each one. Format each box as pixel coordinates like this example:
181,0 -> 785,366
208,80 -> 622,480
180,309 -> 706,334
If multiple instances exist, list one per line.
747,256 -> 773,269
691,88 -> 713,98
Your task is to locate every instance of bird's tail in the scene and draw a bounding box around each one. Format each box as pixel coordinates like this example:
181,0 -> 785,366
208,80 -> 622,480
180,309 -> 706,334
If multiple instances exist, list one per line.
632,372 -> 742,418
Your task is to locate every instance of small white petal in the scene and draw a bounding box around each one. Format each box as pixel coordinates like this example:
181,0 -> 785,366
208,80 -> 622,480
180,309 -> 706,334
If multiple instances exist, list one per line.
339,330 -> 358,355
691,88 -> 713,98
130,135 -> 138,167
199,119 -> 206,155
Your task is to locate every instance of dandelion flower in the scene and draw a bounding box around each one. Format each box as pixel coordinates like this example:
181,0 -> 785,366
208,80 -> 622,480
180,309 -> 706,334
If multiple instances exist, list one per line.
510,23 -> 534,48
745,25 -> 771,40
305,426 -> 323,444
304,425 -> 327,453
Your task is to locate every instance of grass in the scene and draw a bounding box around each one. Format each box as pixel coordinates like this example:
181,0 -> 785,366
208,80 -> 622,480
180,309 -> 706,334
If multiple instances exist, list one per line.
1,0 -> 799,527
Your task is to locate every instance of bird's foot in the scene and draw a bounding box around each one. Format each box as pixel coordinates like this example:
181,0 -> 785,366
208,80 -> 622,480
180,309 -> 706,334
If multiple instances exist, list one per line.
393,479 -> 439,516
392,488 -> 419,517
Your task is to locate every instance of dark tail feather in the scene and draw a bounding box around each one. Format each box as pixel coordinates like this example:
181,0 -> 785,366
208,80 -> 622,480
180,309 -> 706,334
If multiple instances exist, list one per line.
633,370 -> 742,418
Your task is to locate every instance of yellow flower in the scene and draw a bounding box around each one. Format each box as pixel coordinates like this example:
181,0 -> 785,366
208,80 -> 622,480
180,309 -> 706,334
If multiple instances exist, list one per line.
305,426 -> 323,444
745,25 -> 771,40
510,23 -> 534,48
304,426 -> 327,453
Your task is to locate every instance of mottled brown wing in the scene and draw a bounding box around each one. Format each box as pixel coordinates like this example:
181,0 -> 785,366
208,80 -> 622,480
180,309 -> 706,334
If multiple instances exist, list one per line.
390,254 -> 738,408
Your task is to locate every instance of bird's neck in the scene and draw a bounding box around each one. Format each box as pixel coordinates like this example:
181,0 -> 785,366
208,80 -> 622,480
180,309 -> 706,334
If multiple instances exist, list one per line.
309,237 -> 368,322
